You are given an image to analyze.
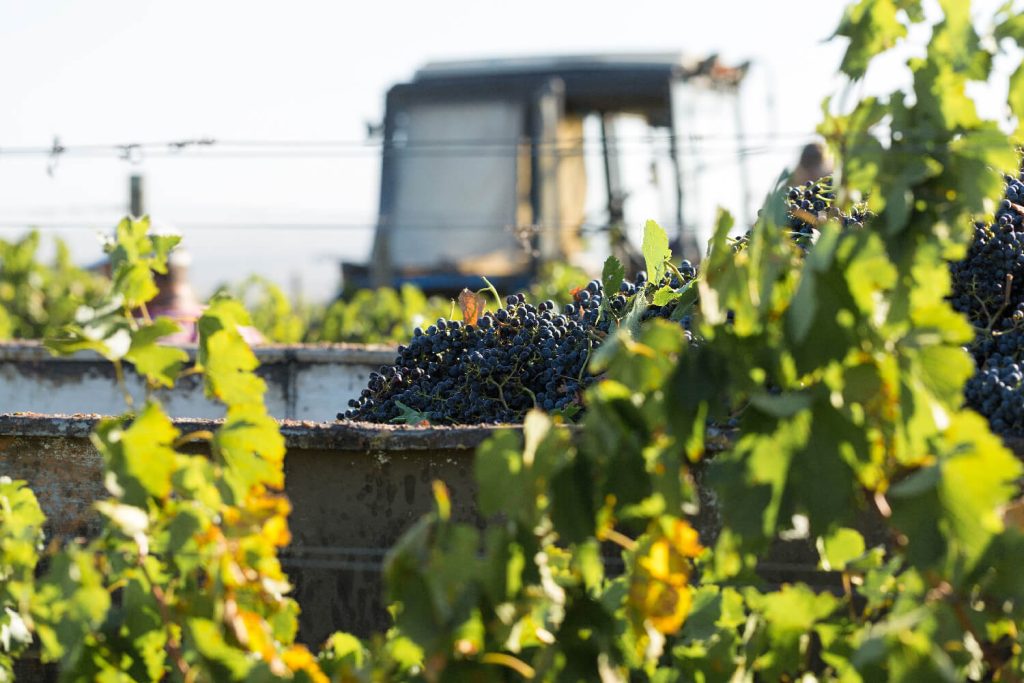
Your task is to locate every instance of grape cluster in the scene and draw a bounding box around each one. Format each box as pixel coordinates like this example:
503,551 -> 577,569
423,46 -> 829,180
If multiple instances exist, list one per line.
339,268 -> 695,424
786,178 -> 870,232
951,171 -> 1024,435
733,177 -> 870,252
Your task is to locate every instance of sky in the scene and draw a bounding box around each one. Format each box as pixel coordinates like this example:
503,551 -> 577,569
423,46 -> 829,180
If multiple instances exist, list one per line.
0,1 -> 879,300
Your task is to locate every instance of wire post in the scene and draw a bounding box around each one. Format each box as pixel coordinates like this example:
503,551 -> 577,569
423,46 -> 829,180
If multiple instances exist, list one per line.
129,174 -> 145,217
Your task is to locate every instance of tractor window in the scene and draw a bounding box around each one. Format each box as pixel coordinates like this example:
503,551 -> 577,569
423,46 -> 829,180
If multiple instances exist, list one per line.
672,83 -> 750,248
571,112 -> 678,273
385,98 -> 529,275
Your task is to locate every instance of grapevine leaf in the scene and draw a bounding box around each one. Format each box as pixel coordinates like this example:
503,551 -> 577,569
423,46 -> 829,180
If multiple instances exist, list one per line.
458,288 -> 486,326
910,57 -> 981,132
214,403 -> 287,495
46,296 -> 132,361
946,125 -> 1018,220
642,220 -> 671,285
936,413 -> 1022,567
118,402 -> 180,502
708,410 -> 808,553
114,262 -> 159,309
186,618 -> 255,680
126,317 -> 188,388
833,0 -> 909,80
931,0 -> 990,80
791,404 -> 865,536
652,285 -> 680,307
602,255 -> 625,298
150,234 -> 181,274
583,380 -> 654,508
35,549 -> 111,665
995,9 -> 1024,43
892,413 -> 1022,570
391,400 -> 431,425
91,405 -> 179,507
474,430 -> 531,521
550,455 -> 597,544
699,209 -> 746,328
600,320 -> 686,394
746,584 -> 838,680
621,285 -> 650,340
198,299 -> 266,406
668,292 -> 697,330
747,391 -> 813,419
818,528 -> 866,570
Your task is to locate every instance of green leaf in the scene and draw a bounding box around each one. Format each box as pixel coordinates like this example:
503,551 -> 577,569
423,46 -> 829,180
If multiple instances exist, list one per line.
652,285 -> 681,307
892,412 -> 1022,570
198,299 -> 266,406
474,430 -> 531,521
126,317 -> 188,388
601,255 -> 625,300
319,632 -> 368,679
550,454 -> 596,544
35,548 -> 111,666
599,320 -> 687,394
93,403 -> 180,506
642,220 -> 671,286
150,234 -> 181,274
834,0 -> 910,80
747,391 -> 814,419
186,618 -> 254,680
930,0 -> 991,80
46,296 -> 132,361
114,262 -> 159,310
621,285 -> 649,340
818,527 -> 866,570
214,403 -> 286,495
936,413 -> 1022,568
391,400 -> 431,425
746,584 -> 839,680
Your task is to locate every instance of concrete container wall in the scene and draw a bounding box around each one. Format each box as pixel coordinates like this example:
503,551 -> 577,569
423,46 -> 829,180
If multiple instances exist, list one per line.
0,413 -> 503,645
0,342 -> 396,421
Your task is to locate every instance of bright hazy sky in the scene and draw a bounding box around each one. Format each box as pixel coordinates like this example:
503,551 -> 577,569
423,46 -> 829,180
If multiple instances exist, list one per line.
0,1 -> 1004,299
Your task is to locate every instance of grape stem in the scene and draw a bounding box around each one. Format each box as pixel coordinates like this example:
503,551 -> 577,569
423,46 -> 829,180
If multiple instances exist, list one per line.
975,273 -> 1014,335
487,378 -> 510,411
664,259 -> 688,288
479,276 -> 502,310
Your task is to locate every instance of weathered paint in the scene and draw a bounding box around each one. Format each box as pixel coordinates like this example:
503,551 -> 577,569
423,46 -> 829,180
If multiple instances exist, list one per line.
0,341 -> 397,421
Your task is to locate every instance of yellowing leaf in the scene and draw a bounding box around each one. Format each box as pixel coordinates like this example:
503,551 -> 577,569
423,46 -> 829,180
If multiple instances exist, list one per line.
458,288 -> 486,326
214,403 -> 286,495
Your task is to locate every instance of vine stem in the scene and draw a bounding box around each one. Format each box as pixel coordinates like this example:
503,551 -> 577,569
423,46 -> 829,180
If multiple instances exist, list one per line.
600,528 -> 637,551
665,259 -> 688,286
481,652 -> 536,679
137,555 -> 191,678
486,378 -> 510,411
479,276 -> 502,310
112,359 -> 134,410
928,577 -> 1017,680
983,273 -> 1014,335
173,430 -> 215,449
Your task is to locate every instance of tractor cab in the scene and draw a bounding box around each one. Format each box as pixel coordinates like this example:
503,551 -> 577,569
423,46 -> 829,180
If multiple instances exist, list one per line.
344,53 -> 751,294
